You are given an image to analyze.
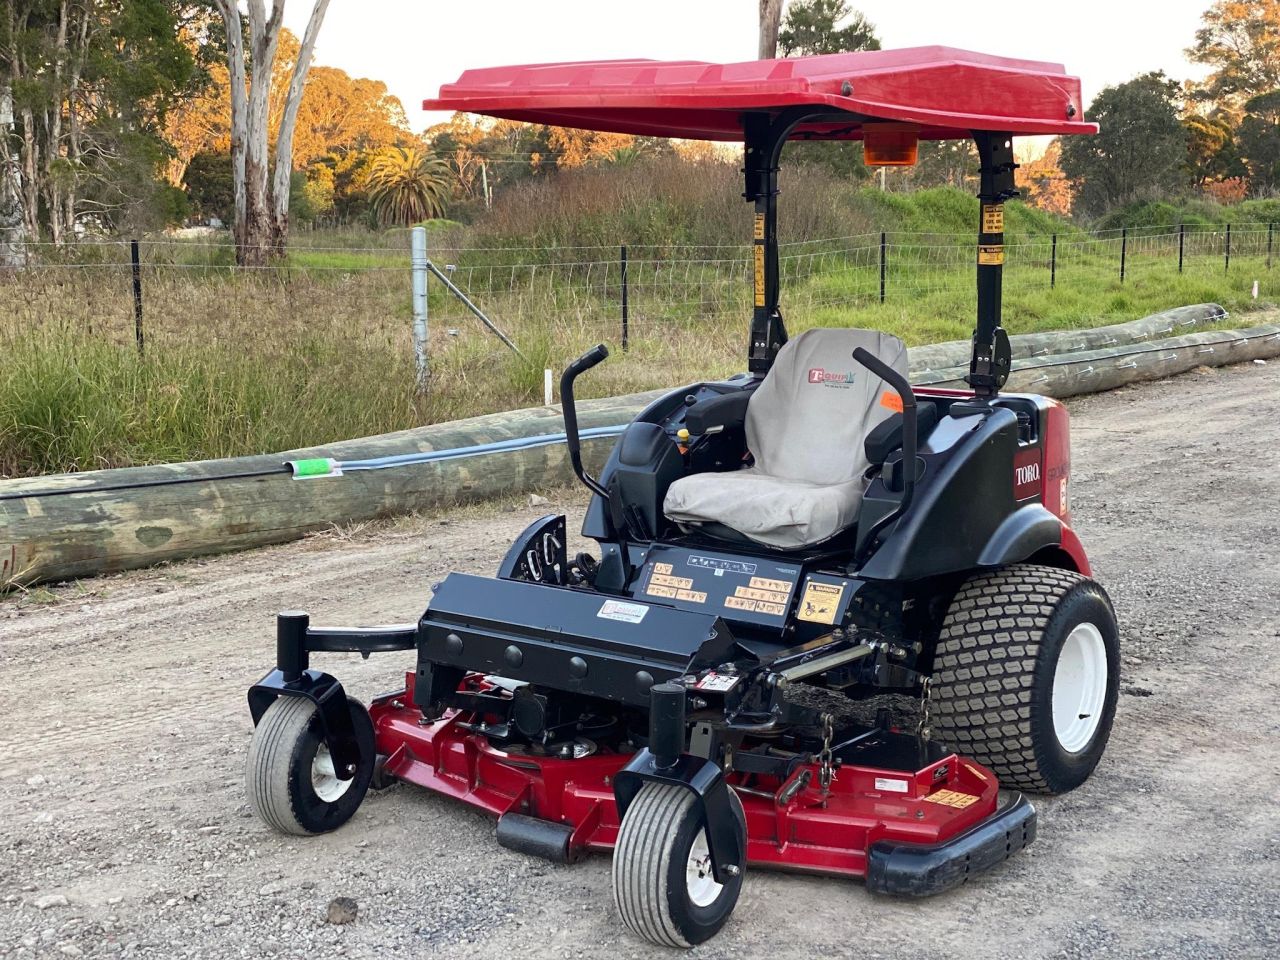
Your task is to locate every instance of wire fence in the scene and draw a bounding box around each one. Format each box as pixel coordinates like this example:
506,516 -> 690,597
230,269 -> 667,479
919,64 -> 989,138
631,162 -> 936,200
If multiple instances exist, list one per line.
2,222 -> 1275,364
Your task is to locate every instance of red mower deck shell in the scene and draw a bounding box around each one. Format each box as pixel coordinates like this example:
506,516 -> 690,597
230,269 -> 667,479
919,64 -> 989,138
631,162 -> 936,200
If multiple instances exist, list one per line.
371,673 -> 1000,878
423,47 -> 1098,141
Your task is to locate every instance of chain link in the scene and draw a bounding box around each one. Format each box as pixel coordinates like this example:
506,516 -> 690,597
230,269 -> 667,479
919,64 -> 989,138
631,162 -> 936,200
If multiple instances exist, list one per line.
818,712 -> 836,794
916,676 -> 933,740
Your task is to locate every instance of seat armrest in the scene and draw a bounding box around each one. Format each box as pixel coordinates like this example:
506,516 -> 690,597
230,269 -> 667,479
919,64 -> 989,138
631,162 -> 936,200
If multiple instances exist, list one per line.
685,391 -> 751,436
864,402 -> 940,465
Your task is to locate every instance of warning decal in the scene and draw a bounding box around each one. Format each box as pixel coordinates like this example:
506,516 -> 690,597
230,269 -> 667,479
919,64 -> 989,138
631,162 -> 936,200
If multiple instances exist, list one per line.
978,244 -> 1004,266
981,203 -> 1004,233
923,789 -> 979,809
753,213 -> 766,240
797,580 -> 844,624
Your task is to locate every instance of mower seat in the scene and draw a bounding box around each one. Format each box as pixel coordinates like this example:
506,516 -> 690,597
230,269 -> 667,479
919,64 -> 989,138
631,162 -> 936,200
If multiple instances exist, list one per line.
663,328 -> 908,549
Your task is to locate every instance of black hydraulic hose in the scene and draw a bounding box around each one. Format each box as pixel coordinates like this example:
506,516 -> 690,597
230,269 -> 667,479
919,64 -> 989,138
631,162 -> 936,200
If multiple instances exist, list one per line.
559,343 -> 611,500
0,465 -> 291,502
853,346 -> 918,552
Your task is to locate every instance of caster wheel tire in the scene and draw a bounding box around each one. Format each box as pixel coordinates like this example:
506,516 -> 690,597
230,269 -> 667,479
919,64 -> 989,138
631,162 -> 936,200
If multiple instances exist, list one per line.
612,783 -> 746,948
246,695 -> 375,835
930,564 -> 1120,795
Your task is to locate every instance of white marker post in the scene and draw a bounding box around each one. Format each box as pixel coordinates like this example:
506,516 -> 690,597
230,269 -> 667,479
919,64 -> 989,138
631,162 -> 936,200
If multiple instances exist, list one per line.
544,368 -> 553,406
411,226 -> 429,390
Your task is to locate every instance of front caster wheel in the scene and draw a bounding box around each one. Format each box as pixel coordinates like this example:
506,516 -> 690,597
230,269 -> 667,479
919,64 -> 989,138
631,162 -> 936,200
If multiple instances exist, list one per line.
246,696 -> 375,836
612,783 -> 746,948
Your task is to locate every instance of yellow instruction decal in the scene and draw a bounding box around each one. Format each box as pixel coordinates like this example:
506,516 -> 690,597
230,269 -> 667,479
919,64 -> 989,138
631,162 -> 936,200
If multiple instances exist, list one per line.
749,576 -> 791,593
646,584 -> 678,599
923,789 -> 979,809
734,585 -> 789,605
981,203 -> 1004,234
676,589 -> 708,604
651,573 -> 694,589
797,581 -> 844,625
753,244 -> 766,306
753,213 -> 766,240
978,244 -> 1004,266
653,562 -> 673,575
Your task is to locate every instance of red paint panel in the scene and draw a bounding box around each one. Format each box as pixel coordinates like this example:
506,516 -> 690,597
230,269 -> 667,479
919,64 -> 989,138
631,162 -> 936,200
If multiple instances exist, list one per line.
1042,399 -> 1072,522
425,47 -> 1096,141
1013,446 -> 1043,501
369,674 -> 1002,879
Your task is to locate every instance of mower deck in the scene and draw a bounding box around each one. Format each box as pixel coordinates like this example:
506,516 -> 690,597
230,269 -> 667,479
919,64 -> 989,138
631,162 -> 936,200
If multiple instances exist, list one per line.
369,672 -> 1035,895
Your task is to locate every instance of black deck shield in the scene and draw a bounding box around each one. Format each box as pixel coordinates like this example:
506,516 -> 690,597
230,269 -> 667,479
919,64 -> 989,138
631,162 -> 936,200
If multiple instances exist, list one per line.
417,573 -> 737,706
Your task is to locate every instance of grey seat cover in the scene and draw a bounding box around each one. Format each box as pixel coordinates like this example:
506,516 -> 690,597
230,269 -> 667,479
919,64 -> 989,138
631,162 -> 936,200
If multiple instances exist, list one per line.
663,328 -> 908,549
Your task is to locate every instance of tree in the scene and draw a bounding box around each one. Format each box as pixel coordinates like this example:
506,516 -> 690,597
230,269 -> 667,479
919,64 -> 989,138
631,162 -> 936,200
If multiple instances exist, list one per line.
759,0 -> 782,58
1239,88 -> 1280,189
366,147 -> 449,225
210,0 -> 330,265
778,0 -> 880,57
1017,140 -> 1074,216
1184,111 -> 1246,185
1,1 -> 199,244
1060,72 -> 1188,218
1188,0 -> 1280,108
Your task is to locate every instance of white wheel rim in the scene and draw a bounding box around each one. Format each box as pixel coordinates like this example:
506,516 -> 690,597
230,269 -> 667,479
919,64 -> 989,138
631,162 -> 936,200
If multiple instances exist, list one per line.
685,829 -> 723,908
311,744 -> 353,803
1052,622 -> 1108,754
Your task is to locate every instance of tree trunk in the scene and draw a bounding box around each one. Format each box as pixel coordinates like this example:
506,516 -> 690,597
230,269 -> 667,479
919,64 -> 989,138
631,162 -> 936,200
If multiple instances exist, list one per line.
240,2 -> 281,267
217,1 -> 249,254
269,0 -> 330,256
0,86 -> 27,267
758,0 -> 783,59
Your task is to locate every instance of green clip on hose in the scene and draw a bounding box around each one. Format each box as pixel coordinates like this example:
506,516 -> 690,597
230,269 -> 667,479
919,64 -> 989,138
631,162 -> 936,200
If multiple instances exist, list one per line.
287,458 -> 341,479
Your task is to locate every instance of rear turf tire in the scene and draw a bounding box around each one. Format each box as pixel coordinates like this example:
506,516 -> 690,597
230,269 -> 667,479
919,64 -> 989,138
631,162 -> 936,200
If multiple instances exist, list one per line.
612,783 -> 746,948
246,695 -> 375,835
929,564 -> 1120,795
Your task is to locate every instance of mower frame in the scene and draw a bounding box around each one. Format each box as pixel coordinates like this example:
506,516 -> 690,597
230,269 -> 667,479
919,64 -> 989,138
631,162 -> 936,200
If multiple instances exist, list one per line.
244,48 -> 1117,948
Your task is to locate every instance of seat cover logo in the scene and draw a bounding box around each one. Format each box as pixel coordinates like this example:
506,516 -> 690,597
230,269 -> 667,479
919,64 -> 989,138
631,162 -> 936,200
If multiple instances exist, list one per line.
807,368 -> 857,386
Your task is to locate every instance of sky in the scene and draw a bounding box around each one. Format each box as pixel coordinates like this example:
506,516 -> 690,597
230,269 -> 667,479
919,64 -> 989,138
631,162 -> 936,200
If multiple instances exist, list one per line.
285,0 -> 1212,132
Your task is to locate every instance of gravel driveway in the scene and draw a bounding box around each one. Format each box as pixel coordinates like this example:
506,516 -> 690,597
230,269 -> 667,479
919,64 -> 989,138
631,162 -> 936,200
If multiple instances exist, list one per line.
2,362 -> 1278,959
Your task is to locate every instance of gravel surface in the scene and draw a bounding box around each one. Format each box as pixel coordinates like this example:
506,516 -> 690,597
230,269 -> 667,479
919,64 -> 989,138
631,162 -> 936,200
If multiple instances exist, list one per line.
2,362 -> 1278,959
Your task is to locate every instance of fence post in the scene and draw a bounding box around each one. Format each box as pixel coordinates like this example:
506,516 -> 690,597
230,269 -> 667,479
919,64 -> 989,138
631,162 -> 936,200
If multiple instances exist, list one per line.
410,226 -> 429,390
620,244 -> 629,352
1269,222 -> 1274,270
879,231 -> 887,303
1050,233 -> 1057,289
1224,222 -> 1231,272
1178,223 -> 1185,273
130,239 -> 144,358
1119,227 -> 1127,283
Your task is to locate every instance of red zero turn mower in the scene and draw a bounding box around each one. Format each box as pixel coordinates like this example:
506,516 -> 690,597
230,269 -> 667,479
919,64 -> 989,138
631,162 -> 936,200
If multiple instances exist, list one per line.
246,49 -> 1120,947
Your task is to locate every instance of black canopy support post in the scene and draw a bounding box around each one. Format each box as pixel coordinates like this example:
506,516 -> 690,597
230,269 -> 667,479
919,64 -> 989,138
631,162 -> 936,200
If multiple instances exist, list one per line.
968,131 -> 1017,397
743,110 -> 790,375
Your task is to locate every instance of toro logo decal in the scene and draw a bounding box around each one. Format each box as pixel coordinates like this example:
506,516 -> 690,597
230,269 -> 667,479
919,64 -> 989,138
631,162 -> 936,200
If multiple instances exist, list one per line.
807,368 -> 857,386
1013,448 -> 1043,501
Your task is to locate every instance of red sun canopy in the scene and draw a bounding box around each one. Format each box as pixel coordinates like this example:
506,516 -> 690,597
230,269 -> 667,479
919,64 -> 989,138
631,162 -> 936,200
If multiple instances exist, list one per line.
423,46 -> 1096,142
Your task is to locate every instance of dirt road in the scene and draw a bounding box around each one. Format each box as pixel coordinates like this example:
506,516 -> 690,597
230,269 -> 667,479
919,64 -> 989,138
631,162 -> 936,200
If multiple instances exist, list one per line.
2,363 -> 1278,960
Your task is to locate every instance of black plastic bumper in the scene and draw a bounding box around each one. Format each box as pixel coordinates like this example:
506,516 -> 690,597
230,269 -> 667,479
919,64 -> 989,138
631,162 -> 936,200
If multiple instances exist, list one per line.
866,793 -> 1036,897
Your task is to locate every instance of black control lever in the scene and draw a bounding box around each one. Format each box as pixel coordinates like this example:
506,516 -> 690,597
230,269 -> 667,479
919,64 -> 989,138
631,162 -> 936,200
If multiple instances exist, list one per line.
852,347 -> 919,553
559,344 -> 610,500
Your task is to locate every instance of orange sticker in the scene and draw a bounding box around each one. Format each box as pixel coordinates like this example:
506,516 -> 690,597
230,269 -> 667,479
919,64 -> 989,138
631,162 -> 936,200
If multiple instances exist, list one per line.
880,391 -> 903,413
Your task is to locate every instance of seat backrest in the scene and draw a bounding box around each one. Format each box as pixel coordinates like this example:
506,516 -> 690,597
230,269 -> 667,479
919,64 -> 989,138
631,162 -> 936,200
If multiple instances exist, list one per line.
745,328 -> 909,485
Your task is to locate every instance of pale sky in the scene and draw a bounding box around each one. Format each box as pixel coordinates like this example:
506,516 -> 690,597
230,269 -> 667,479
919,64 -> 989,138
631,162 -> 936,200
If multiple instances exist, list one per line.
285,0 -> 1211,132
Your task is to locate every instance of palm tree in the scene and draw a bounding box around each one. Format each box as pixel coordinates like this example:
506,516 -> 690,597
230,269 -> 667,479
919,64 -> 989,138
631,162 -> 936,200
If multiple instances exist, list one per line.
366,148 -> 451,226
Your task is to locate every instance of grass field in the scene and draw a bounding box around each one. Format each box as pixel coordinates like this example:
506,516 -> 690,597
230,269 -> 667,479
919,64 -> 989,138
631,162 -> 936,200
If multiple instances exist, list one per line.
2,173 -> 1277,478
